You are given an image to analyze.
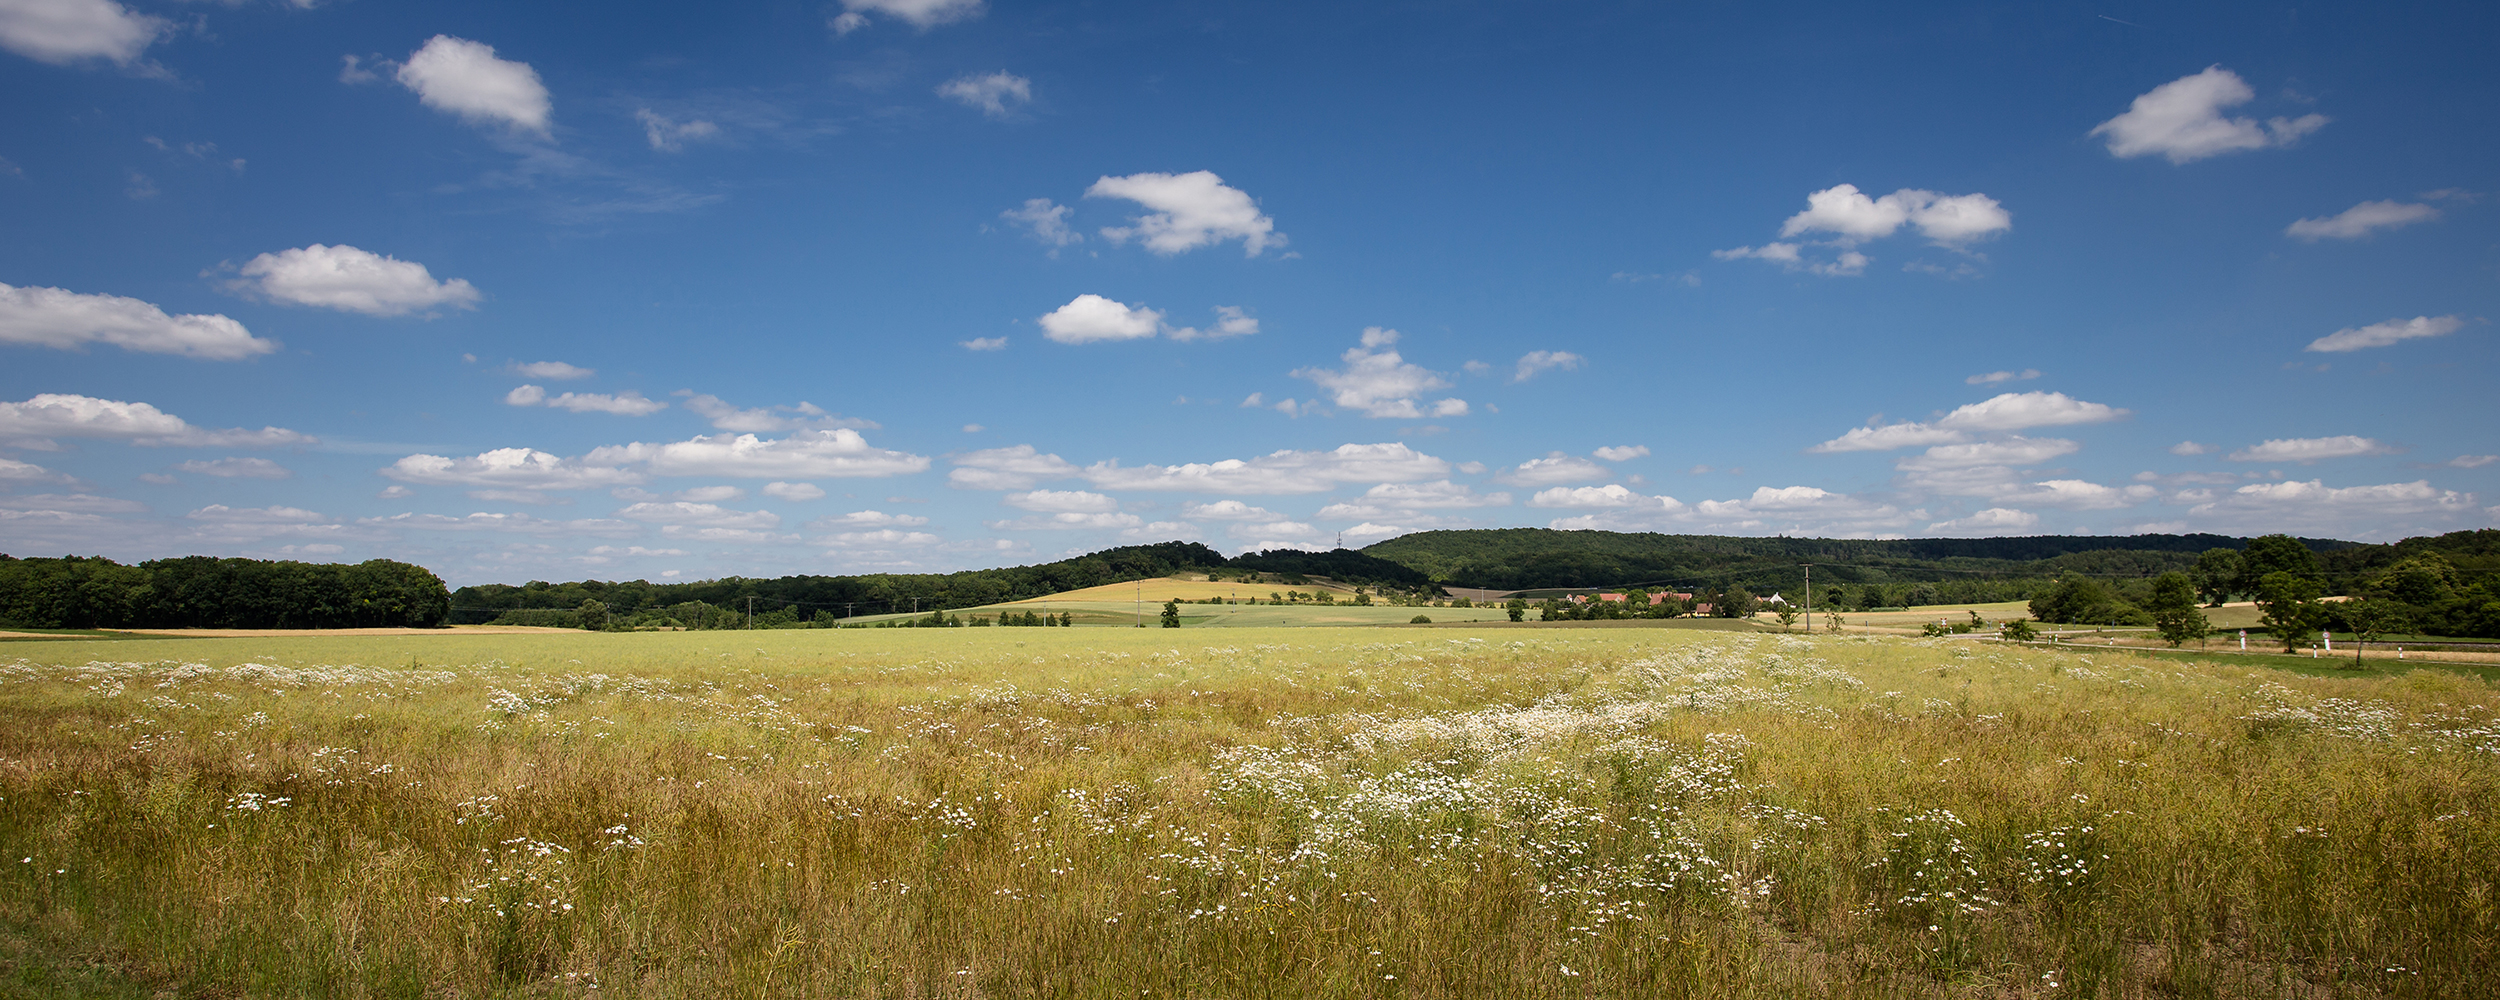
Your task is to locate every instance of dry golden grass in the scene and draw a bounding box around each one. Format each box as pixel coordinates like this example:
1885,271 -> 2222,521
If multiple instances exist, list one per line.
0,628 -> 2493,998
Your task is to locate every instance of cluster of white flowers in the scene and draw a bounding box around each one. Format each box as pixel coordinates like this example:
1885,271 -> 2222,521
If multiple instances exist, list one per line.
1870,807 -> 2001,919
436,837 -> 575,918
224,791 -> 292,812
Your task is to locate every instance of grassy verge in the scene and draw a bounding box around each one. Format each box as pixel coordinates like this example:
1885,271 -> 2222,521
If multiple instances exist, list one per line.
0,630 -> 189,643
1,629 -> 2493,997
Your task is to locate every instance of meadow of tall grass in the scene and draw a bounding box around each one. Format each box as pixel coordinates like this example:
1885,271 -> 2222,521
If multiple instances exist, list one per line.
0,627 -> 2492,997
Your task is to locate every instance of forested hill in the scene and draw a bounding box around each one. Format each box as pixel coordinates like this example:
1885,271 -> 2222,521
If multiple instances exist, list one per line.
451,543 -> 1430,625
460,530 -> 2494,625
1356,528 -> 2364,594
453,541 -> 1228,624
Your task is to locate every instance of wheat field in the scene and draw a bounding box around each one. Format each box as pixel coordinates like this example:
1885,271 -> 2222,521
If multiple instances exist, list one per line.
0,627 -> 2492,997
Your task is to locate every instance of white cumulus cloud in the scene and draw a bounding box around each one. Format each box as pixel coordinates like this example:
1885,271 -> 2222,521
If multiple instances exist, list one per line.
2090,66 -> 2326,164
989,511 -> 1143,532
2226,436 -> 2396,463
1083,442 -> 1450,495
1495,452 -> 1612,487
809,509 -> 929,529
1312,481 -> 1510,521
1713,242 -> 1868,277
613,501 -> 781,529
382,448 -> 639,491
395,35 -> 551,135
1038,294 -> 1162,344
1292,328 -> 1465,419
669,485 -> 746,503
1166,306 -> 1258,342
232,244 -> 481,316
1119,520 -> 1200,543
512,360 -> 594,380
586,430 -> 931,480
1528,484 -> 1647,509
1936,391 -> 2129,432
0,457 -> 73,483
962,336 -> 1007,351
937,71 -> 1030,117
2287,200 -> 2439,241
1512,350 -> 1584,382
1987,479 -> 2147,510
762,481 -> 826,501
1966,368 -> 2040,385
175,457 -> 291,479
831,0 -> 984,34
1000,198 -> 1080,249
505,385 -> 667,416
0,0 -> 162,67
2170,441 -> 2216,456
948,444 -> 1080,490
2304,315 -> 2464,353
1779,184 -> 2012,245
677,393 -> 874,432
634,108 -> 718,152
1896,437 -> 2080,470
1591,445 -> 1649,462
1548,484 -> 1913,537
1182,499 -> 1282,521
2188,479 -> 2475,535
1086,170 -> 1284,257
358,511 -> 639,537
1,283 -> 276,359
0,394 -> 311,448
824,529 -> 943,549
1809,421 -> 1971,453
1005,489 -> 1119,513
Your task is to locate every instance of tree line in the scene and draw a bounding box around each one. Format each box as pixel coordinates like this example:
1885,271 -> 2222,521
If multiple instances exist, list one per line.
1358,528 -> 2358,594
0,555 -> 451,629
459,543 -> 1451,631
2023,532 -> 2500,642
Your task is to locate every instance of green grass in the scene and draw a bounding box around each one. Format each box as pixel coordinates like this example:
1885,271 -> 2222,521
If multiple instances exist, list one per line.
2,629 -> 2494,997
0,629 -> 188,643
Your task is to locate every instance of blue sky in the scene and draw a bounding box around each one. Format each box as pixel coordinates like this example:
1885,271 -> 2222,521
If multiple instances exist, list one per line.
1,0 -> 2493,586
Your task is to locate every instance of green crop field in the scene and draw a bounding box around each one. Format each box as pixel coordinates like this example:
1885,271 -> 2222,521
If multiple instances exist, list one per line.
2,628 -> 2493,997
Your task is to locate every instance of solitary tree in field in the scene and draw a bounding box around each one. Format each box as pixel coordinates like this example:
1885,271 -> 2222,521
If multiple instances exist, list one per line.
1774,605 -> 1800,631
2147,572 -> 2211,648
2340,599 -> 2412,667
1506,598 -> 1527,622
1160,599 -> 1181,628
2256,572 -> 2327,652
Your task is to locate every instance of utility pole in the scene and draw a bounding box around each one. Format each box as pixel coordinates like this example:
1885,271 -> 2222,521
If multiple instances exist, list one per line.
1137,580 -> 1144,627
1802,564 -> 1811,633
746,596 -> 754,629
